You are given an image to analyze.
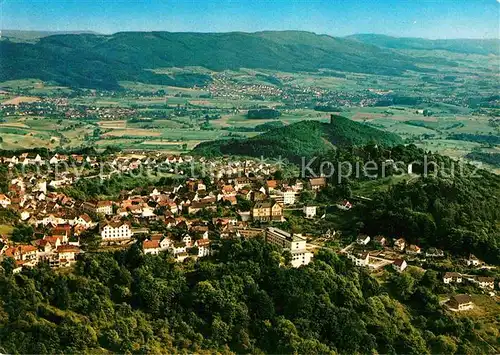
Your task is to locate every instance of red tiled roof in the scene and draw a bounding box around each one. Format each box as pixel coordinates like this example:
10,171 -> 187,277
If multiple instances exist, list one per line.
56,245 -> 80,253
143,240 -> 160,249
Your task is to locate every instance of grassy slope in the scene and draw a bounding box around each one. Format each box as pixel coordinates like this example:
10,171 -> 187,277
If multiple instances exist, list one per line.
193,115 -> 403,162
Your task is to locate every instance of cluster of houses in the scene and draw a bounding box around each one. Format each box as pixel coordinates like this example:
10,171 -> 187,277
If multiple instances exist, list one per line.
346,235 -> 440,272
443,263 -> 496,291
1,229 -> 82,272
0,154 -> 332,273
1,153 -> 97,167
347,237 -> 498,290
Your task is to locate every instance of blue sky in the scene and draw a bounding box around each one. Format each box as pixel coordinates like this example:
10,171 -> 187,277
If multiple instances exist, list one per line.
1,0 -> 499,39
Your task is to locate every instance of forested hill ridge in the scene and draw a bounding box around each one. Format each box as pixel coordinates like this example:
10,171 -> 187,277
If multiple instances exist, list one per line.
193,115 -> 403,162
346,34 -> 500,55
1,30 -> 424,89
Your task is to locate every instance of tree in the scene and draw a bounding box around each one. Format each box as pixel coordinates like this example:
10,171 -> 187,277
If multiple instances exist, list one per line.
299,190 -> 315,204
1,257 -> 16,275
430,335 -> 458,355
236,195 -> 252,212
390,272 -> 416,300
11,224 -> 34,243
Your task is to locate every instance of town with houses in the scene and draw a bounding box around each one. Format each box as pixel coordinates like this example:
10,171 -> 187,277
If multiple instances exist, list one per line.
0,150 -> 498,314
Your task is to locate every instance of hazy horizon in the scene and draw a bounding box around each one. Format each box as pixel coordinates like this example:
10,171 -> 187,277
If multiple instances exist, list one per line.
1,28 -> 499,41
1,0 -> 499,40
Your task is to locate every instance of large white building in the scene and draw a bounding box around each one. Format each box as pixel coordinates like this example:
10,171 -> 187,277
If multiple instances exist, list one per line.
265,227 -> 313,268
282,189 -> 296,205
100,221 -> 132,240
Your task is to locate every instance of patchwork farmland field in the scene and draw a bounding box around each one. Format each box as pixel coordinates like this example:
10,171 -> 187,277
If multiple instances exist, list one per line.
1,53 -> 498,171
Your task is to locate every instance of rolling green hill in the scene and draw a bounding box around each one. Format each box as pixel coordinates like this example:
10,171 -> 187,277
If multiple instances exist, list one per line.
346,34 -> 500,55
193,115 -> 403,162
0,30 -> 422,89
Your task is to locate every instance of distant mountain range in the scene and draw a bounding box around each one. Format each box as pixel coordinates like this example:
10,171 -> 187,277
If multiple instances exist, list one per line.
0,30 -> 498,89
193,115 -> 403,163
346,34 -> 500,56
0,29 -> 101,42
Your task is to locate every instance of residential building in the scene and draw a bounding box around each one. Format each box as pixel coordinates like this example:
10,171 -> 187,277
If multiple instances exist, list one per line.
195,239 -> 211,257
252,200 -> 283,222
53,245 -> 81,267
447,294 -> 473,311
96,201 -> 113,215
356,235 -> 371,245
309,177 -> 326,191
348,252 -> 370,267
336,200 -> 352,210
476,276 -> 495,290
100,221 -> 132,240
303,205 -> 317,219
392,259 -> 408,272
393,238 -> 406,252
74,213 -> 95,229
4,245 -> 39,268
406,244 -> 421,255
187,201 -> 216,215
374,235 -> 387,246
443,272 -> 462,284
265,227 -> 313,268
466,254 -> 481,267
142,239 -> 170,255
172,242 -> 187,256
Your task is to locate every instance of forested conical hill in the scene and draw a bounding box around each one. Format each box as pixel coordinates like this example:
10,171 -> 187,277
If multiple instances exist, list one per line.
193,115 -> 403,162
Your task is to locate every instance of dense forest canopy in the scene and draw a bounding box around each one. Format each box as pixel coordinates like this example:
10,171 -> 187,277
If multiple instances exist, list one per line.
0,239 -> 491,354
1,31 -> 427,89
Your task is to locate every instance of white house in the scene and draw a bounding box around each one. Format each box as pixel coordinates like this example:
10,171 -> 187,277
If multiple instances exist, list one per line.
336,200 -> 352,210
466,254 -> 481,267
96,201 -> 113,215
182,234 -> 192,247
475,277 -> 494,290
406,244 -> 421,255
348,252 -> 370,267
303,205 -> 317,219
74,214 -> 95,229
195,238 -> 211,257
142,239 -> 169,255
49,155 -> 60,165
443,272 -> 462,284
394,238 -> 406,252
54,245 -> 81,267
392,259 -> 408,272
172,242 -> 187,256
356,235 -> 371,245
